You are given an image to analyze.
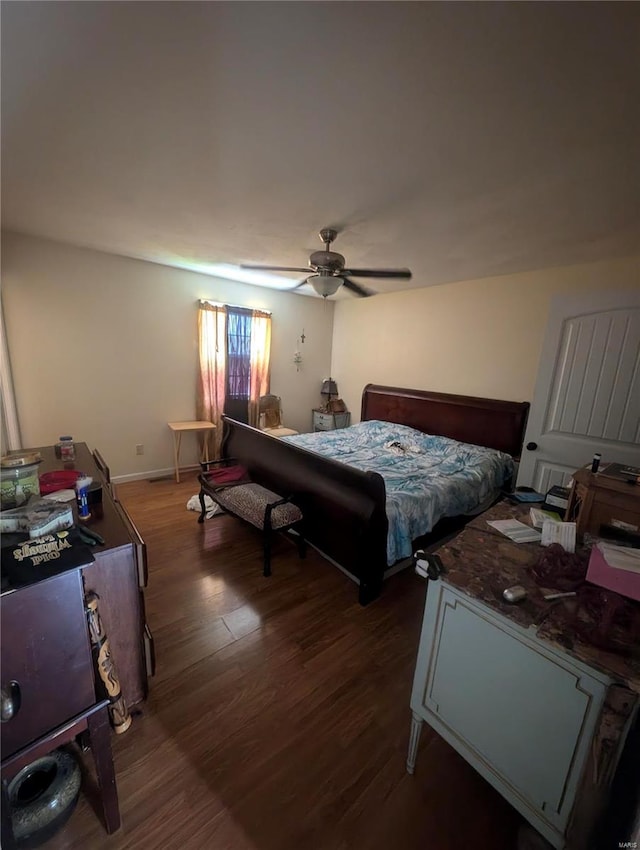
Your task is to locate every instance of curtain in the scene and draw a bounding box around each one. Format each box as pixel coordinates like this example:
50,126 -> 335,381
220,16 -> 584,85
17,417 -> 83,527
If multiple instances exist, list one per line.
197,303 -> 226,457
248,310 -> 272,427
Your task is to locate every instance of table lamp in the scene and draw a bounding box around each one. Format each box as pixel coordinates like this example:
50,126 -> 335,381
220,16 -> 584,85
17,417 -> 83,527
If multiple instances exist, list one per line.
321,378 -> 338,411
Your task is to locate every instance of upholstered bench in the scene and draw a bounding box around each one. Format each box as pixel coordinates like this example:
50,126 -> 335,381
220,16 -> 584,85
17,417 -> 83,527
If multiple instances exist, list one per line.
197,477 -> 305,577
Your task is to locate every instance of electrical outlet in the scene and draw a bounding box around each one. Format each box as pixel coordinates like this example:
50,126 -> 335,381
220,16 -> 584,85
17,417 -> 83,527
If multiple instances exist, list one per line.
136,444 -> 144,455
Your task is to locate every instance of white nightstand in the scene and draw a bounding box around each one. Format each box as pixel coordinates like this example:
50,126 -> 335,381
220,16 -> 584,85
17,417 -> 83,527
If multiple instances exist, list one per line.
312,410 -> 351,431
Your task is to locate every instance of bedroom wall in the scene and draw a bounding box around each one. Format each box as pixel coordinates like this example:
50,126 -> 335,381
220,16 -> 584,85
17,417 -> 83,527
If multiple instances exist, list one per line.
1,231 -> 334,478
331,255 -> 640,418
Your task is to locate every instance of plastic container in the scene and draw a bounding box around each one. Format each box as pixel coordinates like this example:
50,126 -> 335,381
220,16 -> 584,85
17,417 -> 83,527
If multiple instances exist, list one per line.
75,475 -> 92,521
39,470 -> 82,495
0,452 -> 42,509
56,436 -> 75,462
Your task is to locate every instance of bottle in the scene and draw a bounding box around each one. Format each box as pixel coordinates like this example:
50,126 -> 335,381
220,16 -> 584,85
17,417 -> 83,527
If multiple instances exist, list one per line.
76,475 -> 92,521
57,436 -> 75,461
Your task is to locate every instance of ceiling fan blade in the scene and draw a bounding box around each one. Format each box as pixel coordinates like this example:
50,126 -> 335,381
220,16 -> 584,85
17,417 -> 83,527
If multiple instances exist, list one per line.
239,264 -> 311,273
342,277 -> 374,298
291,277 -> 312,290
341,268 -> 412,279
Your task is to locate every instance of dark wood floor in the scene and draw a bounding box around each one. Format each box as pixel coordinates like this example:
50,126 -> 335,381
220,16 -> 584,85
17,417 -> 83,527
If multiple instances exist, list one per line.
48,473 -> 523,850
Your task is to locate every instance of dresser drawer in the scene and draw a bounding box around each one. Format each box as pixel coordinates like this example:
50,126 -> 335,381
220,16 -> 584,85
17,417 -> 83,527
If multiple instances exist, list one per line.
332,412 -> 351,429
313,410 -> 351,430
313,411 -> 334,429
1,569 -> 96,758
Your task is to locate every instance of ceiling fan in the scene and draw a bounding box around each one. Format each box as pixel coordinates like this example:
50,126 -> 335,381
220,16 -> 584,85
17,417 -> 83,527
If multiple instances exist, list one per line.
240,228 -> 412,298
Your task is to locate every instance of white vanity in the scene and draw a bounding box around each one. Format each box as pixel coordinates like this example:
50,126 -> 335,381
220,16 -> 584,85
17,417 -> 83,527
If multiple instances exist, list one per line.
407,502 -> 639,849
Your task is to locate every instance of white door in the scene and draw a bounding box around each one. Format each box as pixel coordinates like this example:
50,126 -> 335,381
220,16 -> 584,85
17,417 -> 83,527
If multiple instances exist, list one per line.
517,290 -> 640,491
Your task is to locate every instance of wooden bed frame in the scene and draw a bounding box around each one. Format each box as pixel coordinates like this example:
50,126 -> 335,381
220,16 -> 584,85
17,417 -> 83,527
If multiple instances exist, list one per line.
220,384 -> 530,605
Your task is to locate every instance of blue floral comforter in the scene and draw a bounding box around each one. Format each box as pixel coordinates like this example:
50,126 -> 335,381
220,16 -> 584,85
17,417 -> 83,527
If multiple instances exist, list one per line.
283,420 -> 513,565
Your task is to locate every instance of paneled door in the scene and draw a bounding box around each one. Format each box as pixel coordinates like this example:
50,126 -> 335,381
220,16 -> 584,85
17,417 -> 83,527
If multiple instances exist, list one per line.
517,290 -> 640,490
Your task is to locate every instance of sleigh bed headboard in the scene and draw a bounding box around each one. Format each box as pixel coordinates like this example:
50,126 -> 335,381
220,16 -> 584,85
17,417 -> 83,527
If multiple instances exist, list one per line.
361,384 -> 529,458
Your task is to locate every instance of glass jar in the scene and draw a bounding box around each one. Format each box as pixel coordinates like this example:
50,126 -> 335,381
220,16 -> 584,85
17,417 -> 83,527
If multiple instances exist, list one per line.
57,436 -> 75,461
0,452 -> 42,508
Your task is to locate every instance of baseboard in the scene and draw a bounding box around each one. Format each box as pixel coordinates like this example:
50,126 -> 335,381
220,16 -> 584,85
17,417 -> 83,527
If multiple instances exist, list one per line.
112,466 -> 176,484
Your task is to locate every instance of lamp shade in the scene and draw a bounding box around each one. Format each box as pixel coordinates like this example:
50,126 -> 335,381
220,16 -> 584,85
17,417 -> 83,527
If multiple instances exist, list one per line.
321,379 -> 338,397
312,274 -> 342,298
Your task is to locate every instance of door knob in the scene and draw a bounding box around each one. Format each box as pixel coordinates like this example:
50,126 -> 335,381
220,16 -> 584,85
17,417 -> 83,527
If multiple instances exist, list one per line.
526,442 -> 538,451
1,681 -> 21,722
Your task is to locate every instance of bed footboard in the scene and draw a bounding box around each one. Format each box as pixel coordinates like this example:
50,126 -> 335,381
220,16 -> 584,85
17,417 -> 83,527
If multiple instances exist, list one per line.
220,416 -> 388,604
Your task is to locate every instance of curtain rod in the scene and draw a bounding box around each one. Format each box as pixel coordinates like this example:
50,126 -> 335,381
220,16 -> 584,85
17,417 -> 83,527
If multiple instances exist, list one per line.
199,299 -> 272,316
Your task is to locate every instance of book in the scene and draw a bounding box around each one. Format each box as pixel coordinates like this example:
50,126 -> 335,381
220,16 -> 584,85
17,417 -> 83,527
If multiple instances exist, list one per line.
529,507 -> 562,528
487,519 -> 542,543
510,490 -> 545,503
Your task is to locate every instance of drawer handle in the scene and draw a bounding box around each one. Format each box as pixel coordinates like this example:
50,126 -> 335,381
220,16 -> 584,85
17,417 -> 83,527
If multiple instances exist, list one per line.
1,681 -> 21,722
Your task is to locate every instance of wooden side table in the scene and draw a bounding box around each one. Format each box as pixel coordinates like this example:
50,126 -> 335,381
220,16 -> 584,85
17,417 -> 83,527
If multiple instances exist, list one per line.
566,467 -> 640,537
168,421 -> 216,482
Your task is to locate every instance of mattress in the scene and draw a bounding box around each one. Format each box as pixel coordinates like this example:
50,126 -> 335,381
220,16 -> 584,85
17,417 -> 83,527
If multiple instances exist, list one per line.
284,420 -> 514,565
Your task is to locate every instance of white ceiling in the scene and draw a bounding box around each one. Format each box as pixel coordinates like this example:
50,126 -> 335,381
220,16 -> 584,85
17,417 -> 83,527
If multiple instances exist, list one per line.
2,1 -> 639,298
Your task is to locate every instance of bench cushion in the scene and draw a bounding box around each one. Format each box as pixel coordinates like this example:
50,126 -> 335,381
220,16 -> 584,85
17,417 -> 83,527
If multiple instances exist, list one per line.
214,483 -> 302,530
262,427 -> 299,438
201,464 -> 249,486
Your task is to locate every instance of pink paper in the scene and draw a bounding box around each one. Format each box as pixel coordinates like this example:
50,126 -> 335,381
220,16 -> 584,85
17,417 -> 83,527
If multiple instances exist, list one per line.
586,545 -> 640,602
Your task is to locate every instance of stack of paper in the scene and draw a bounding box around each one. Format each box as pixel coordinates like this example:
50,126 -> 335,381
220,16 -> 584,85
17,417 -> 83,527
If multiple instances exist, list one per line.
598,541 -> 640,574
487,519 -> 542,543
541,520 -> 576,553
587,541 -> 640,601
529,507 -> 562,528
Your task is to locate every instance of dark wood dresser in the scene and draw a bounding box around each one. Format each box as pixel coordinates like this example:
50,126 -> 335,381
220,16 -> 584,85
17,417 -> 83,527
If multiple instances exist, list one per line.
1,570 -> 96,756
0,440 -> 151,843
1,568 -> 120,845
34,442 -> 154,707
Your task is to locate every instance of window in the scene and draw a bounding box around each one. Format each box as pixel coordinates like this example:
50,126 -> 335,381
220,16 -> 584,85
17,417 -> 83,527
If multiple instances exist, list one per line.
226,307 -> 252,404
197,301 -> 271,450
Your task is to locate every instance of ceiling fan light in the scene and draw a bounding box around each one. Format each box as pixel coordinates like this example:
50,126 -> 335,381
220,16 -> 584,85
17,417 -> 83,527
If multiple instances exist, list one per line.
312,275 -> 342,298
